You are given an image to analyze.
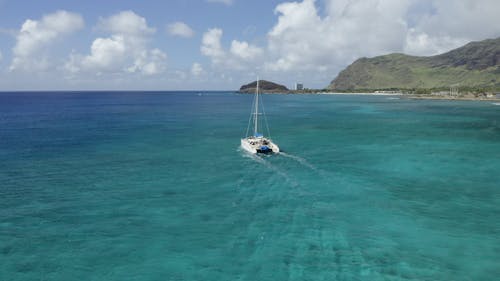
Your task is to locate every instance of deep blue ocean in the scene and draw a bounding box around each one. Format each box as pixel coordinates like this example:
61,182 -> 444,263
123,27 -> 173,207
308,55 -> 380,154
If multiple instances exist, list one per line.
1,91 -> 499,280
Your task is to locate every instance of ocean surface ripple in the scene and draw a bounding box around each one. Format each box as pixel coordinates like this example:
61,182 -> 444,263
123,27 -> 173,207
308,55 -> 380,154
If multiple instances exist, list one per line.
1,91 -> 499,280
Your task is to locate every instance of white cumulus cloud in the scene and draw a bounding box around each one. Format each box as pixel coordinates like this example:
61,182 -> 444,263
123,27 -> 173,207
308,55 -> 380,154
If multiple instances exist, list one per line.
230,40 -> 263,60
201,28 -> 263,70
66,11 -> 166,76
82,35 -> 127,70
10,10 -> 84,71
98,10 -> 155,36
201,28 -> 225,62
191,62 -> 204,76
404,30 -> 466,56
167,22 -> 194,38
403,0 -> 500,55
266,0 -> 408,73
128,48 -> 167,75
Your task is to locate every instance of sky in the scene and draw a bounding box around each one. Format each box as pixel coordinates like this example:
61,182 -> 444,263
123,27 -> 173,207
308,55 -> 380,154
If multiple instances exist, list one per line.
0,0 -> 499,90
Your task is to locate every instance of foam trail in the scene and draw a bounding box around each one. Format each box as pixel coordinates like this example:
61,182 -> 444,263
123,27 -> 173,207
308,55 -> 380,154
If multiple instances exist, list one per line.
280,152 -> 319,172
239,148 -> 298,186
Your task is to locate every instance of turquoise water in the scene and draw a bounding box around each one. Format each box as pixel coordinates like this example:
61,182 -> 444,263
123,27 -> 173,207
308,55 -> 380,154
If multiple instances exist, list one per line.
1,92 -> 499,280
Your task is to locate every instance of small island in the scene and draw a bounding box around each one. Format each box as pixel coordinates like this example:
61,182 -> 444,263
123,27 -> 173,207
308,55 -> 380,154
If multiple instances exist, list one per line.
239,80 -> 289,93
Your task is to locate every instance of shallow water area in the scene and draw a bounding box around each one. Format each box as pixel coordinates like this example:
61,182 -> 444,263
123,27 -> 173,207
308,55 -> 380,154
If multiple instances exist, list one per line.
1,91 -> 499,280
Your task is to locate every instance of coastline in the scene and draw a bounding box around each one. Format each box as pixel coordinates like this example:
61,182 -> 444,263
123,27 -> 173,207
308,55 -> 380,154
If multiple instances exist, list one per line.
258,91 -> 500,102
405,95 -> 500,102
318,92 -> 401,96
245,91 -> 500,103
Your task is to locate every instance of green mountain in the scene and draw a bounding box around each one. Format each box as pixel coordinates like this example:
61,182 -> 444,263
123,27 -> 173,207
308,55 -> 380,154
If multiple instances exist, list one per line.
329,37 -> 500,91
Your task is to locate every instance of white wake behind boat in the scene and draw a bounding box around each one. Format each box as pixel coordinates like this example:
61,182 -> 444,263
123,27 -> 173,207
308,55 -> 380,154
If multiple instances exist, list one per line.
241,79 -> 280,154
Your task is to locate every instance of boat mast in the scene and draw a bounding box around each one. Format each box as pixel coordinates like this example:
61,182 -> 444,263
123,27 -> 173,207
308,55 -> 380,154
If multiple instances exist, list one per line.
254,78 -> 259,136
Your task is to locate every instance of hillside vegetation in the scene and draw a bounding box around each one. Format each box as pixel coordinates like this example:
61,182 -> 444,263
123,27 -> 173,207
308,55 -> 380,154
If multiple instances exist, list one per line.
329,37 -> 500,91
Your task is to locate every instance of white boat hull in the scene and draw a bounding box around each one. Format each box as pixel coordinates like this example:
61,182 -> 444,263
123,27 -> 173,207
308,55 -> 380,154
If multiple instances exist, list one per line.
242,79 -> 280,155
241,137 -> 279,154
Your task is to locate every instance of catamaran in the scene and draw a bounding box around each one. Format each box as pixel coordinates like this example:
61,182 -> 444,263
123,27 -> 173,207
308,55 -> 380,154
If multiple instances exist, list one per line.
241,79 -> 280,154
